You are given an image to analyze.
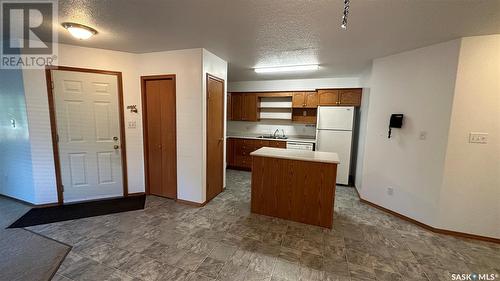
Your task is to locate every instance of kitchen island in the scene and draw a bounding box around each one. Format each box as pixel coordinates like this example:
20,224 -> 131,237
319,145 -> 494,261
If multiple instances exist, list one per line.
250,147 -> 339,228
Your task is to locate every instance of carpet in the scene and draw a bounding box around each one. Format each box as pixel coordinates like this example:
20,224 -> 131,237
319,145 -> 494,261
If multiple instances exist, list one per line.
9,195 -> 146,228
0,228 -> 71,281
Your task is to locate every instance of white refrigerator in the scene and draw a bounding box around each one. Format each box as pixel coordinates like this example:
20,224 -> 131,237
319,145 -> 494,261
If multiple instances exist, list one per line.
316,106 -> 354,185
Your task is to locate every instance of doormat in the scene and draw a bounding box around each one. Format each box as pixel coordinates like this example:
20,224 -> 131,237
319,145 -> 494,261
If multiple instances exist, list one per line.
8,195 -> 146,228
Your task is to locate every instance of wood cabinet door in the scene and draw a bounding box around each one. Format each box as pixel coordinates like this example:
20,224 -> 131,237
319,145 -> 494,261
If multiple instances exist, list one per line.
339,89 -> 362,106
226,138 -> 234,166
292,92 -> 306,108
242,94 -> 258,121
227,93 -> 232,120
269,140 -> 286,148
318,89 -> 340,105
254,140 -> 270,150
233,138 -> 245,167
231,93 -> 243,120
304,91 -> 318,108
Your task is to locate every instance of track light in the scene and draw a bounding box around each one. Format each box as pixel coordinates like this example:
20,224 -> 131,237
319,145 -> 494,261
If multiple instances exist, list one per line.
341,0 -> 350,30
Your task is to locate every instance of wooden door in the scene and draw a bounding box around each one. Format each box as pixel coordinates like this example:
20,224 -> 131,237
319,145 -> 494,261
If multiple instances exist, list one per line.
318,89 -> 340,105
143,76 -> 177,199
206,74 -> 225,201
52,70 -> 124,203
304,91 -> 319,108
339,89 -> 362,106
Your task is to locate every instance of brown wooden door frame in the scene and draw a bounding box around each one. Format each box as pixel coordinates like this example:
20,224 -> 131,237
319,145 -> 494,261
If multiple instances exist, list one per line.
45,66 -> 129,205
206,73 -> 225,202
140,74 -> 178,198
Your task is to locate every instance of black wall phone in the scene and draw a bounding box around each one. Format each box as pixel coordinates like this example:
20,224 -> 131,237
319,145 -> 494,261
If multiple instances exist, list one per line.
388,114 -> 404,138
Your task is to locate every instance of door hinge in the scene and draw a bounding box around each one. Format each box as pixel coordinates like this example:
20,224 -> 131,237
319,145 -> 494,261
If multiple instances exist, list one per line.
55,133 -> 59,143
60,184 -> 64,192
51,81 -> 54,89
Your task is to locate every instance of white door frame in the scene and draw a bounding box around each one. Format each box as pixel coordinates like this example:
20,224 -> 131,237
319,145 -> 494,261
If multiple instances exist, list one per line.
46,66 -> 128,205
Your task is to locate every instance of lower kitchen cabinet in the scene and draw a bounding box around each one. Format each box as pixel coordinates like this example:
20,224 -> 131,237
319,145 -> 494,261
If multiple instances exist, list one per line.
227,138 -> 286,170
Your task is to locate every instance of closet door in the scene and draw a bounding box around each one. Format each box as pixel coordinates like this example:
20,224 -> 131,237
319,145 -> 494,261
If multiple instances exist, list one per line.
143,77 -> 177,199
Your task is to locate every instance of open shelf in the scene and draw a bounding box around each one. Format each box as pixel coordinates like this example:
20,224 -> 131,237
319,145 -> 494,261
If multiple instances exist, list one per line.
258,97 -> 293,120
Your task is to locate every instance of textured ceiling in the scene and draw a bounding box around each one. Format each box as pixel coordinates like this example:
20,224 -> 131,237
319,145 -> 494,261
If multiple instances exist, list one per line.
55,0 -> 500,81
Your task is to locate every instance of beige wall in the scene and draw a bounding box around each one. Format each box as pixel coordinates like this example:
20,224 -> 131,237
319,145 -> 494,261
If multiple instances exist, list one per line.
21,44 -> 226,204
438,35 -> 500,238
358,39 -> 461,226
359,35 -> 500,238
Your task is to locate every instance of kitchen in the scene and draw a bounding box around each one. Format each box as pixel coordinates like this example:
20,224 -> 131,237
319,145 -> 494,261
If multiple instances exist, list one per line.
226,88 -> 362,227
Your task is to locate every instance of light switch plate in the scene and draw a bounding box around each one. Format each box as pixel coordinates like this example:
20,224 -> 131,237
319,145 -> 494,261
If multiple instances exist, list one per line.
469,132 -> 488,144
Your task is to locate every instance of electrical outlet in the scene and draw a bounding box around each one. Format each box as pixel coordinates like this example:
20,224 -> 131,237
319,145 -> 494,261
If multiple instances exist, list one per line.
469,132 -> 488,144
387,187 -> 394,196
419,131 -> 427,140
127,121 -> 137,129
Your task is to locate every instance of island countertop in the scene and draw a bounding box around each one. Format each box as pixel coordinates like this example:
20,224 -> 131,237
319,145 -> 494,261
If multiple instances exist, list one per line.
250,147 -> 340,164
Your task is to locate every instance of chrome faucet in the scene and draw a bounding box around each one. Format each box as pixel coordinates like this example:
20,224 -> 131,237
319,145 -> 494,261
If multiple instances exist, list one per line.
281,129 -> 286,138
273,129 -> 280,139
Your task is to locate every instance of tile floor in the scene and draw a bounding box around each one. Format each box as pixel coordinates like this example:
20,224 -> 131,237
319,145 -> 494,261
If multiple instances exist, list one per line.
23,170 -> 500,281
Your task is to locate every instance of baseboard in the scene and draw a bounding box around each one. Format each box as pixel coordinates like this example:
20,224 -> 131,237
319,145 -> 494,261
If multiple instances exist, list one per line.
227,166 -> 251,171
176,199 -> 207,207
353,187 -> 500,244
127,192 -> 146,197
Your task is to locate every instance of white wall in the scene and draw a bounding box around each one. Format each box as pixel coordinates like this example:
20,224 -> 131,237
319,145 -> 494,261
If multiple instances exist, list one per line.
19,44 -> 226,205
359,40 -> 461,226
138,48 -> 205,203
229,77 -> 361,92
438,35 -> 500,238
354,65 -> 372,189
0,67 -> 36,203
22,44 -> 140,204
202,49 -> 228,198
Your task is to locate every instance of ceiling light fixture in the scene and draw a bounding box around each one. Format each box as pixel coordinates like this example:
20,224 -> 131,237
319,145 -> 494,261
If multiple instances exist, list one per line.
254,64 -> 319,73
341,0 -> 350,30
62,22 -> 98,40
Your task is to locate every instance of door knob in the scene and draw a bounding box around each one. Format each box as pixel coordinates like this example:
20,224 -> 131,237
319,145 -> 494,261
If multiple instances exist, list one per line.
114,145 -> 120,150
113,136 -> 119,141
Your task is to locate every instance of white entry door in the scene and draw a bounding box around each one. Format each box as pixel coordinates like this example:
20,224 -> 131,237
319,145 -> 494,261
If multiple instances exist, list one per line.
52,70 -> 124,203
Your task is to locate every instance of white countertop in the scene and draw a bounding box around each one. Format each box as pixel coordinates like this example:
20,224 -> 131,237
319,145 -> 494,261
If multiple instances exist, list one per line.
227,133 -> 316,143
250,147 -> 340,164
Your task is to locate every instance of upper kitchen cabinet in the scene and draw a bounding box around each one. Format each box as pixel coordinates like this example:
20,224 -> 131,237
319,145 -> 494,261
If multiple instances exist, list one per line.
318,89 -> 340,105
339,89 -> 362,106
318,88 -> 362,106
227,93 -> 233,120
292,91 -> 318,108
230,93 -> 258,121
